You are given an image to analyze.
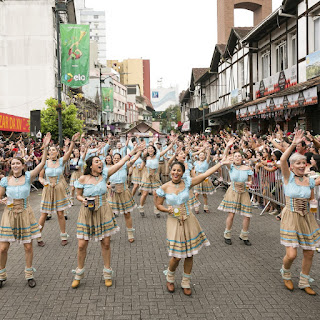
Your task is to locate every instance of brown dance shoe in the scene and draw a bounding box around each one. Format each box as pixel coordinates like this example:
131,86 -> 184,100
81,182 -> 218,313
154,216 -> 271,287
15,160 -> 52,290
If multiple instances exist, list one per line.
37,241 -> 45,247
166,282 -> 175,293
301,287 -> 317,295
182,287 -> 192,296
283,279 -> 294,291
61,240 -> 68,246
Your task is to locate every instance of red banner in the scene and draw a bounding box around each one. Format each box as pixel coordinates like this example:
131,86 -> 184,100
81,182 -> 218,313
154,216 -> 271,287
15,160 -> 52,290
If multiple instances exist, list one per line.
0,112 -> 30,133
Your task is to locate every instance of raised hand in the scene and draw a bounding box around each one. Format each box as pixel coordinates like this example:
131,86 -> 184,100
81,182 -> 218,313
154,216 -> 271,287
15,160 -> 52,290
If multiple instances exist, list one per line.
72,132 -> 81,142
42,132 -> 51,148
292,129 -> 304,145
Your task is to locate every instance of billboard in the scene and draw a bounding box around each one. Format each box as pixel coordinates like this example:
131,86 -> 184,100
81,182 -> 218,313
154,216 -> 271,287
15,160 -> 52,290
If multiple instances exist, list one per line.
306,50 -> 320,80
61,24 -> 90,88
0,113 -> 30,132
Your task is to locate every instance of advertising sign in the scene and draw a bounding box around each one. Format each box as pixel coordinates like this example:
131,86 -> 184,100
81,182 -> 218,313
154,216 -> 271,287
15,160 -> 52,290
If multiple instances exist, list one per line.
61,24 -> 90,88
306,50 -> 320,80
0,113 -> 30,132
254,65 -> 297,99
101,87 -> 114,112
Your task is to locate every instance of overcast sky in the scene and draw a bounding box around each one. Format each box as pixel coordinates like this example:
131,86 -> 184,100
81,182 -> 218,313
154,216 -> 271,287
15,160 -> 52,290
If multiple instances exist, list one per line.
86,0 -> 282,92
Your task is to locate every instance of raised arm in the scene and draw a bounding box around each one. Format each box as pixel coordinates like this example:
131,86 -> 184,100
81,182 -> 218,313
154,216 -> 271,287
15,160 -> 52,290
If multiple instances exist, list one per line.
127,150 -> 142,169
62,132 -> 80,163
108,143 -> 143,177
191,157 -> 229,187
30,133 -> 51,180
280,129 -> 303,183
159,142 -> 173,158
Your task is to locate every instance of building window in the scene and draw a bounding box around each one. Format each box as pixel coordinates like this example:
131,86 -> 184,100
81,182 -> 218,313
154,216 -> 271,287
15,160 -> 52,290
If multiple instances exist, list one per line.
291,34 -> 297,66
315,17 -> 320,52
238,58 -> 244,88
276,41 -> 287,72
262,51 -> 270,79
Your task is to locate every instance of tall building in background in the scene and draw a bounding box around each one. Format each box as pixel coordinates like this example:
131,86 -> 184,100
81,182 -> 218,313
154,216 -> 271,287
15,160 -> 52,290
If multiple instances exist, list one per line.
107,59 -> 151,100
75,0 -> 106,63
151,85 -> 179,111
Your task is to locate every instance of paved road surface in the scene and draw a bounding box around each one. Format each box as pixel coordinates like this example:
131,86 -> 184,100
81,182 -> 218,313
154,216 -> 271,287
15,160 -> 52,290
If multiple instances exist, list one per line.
0,188 -> 320,319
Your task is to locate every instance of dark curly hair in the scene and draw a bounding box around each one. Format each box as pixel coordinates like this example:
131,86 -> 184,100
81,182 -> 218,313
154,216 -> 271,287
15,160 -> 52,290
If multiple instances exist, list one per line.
84,156 -> 101,175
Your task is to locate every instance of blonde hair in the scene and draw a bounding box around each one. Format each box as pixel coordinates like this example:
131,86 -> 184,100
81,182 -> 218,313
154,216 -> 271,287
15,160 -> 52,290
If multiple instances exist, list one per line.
289,153 -> 306,164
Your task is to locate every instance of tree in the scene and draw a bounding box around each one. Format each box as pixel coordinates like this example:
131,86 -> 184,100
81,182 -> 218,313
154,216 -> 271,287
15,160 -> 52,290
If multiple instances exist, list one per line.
158,105 -> 181,133
41,98 -> 83,142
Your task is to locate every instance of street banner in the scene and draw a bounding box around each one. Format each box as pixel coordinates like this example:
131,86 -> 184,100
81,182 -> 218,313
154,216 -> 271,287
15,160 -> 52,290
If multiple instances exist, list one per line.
101,87 -> 114,112
0,112 -> 30,132
61,24 -> 90,88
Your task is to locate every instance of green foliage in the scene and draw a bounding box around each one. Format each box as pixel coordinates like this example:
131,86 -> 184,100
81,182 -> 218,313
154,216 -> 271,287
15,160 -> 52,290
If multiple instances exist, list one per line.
157,105 -> 181,133
41,97 -> 83,142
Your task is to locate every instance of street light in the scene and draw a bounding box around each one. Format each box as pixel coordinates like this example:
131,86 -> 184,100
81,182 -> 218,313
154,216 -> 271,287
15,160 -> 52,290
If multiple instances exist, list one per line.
55,0 -> 67,147
199,94 -> 209,133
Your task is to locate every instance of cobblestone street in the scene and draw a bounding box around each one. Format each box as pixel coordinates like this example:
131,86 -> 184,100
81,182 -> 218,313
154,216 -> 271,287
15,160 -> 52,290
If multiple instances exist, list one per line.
1,188 -> 320,320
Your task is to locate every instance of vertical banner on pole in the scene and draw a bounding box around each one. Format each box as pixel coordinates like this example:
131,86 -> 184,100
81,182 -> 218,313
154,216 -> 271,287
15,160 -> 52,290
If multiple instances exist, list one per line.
101,87 -> 114,112
61,24 -> 90,88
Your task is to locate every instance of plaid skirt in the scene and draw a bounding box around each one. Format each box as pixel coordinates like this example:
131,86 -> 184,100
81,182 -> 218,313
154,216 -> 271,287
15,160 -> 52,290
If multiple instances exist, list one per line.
194,177 -> 214,195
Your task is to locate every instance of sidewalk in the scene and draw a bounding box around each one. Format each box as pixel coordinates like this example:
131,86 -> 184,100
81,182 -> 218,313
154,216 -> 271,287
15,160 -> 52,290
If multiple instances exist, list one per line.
0,189 -> 320,319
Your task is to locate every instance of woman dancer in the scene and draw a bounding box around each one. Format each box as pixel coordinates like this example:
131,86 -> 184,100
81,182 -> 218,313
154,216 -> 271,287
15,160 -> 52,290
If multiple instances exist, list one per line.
167,149 -> 200,211
139,140 -> 175,217
156,159 -> 227,295
131,153 -> 143,196
0,133 -> 51,288
37,132 -> 80,247
218,139 -> 253,246
279,130 -> 320,295
71,144 -> 142,288
69,147 -> 86,205
194,148 -> 214,213
107,148 -> 143,243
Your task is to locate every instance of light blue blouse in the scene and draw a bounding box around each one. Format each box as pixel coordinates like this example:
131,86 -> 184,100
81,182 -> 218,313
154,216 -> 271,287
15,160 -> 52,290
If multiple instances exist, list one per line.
45,158 -> 65,177
156,176 -> 192,207
109,163 -> 127,184
70,157 -> 84,168
74,168 -> 109,197
146,152 -> 160,170
283,172 -> 315,199
85,144 -> 110,160
0,171 -> 31,200
229,164 -> 253,182
194,160 -> 209,173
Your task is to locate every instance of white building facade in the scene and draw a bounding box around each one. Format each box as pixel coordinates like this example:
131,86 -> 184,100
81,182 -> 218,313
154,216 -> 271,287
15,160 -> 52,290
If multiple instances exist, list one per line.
0,0 -> 76,119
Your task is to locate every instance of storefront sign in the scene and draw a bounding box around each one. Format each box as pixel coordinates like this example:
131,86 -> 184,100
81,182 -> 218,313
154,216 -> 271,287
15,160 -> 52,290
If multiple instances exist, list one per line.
254,65 -> 297,99
0,113 -> 30,133
238,86 -> 317,120
306,50 -> 320,80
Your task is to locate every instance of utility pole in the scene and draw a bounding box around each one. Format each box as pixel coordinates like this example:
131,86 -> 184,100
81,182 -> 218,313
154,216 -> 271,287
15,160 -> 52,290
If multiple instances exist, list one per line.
55,0 -> 67,147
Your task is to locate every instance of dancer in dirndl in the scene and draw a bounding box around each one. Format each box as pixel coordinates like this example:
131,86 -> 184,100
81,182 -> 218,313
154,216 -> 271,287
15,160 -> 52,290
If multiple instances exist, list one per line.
71,144 -> 142,288
194,148 -> 214,213
0,133 -> 51,288
37,132 -> 80,246
139,139 -> 176,217
279,130 -> 320,295
218,138 -> 253,246
107,146 -> 143,243
156,159 -> 226,295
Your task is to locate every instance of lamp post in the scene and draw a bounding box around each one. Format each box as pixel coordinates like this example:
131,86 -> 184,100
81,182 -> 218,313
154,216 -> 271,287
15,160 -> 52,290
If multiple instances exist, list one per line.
198,94 -> 209,133
55,0 -> 67,147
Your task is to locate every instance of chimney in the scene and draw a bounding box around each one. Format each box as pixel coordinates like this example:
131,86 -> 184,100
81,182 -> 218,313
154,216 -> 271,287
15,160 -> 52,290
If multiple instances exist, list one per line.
217,0 -> 272,44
